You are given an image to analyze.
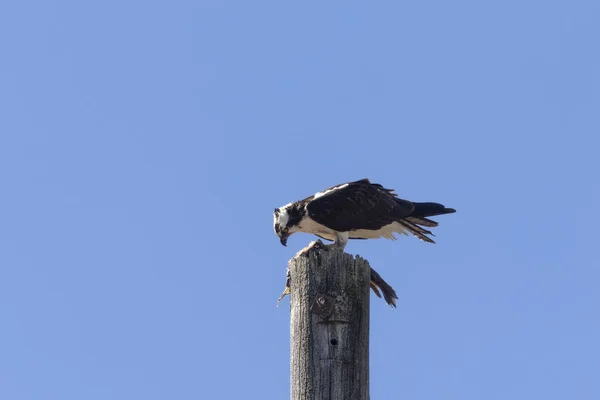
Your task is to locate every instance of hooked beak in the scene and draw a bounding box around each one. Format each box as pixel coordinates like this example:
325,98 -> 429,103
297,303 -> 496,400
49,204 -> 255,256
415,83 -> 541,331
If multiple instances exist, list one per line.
280,235 -> 288,247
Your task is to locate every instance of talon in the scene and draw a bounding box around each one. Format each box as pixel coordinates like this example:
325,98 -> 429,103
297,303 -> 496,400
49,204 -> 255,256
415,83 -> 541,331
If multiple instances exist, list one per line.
312,239 -> 338,252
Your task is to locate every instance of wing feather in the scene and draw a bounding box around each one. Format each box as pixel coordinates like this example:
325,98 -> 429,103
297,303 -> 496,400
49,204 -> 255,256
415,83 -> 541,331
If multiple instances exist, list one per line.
306,179 -> 414,232
398,220 -> 436,243
406,216 -> 439,228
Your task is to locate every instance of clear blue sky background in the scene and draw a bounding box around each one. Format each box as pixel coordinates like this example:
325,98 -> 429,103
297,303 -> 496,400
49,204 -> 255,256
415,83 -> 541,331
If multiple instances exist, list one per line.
1,1 -> 598,399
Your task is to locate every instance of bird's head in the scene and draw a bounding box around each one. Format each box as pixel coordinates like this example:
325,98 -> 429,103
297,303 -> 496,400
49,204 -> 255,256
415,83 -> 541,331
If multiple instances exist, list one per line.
273,203 -> 303,246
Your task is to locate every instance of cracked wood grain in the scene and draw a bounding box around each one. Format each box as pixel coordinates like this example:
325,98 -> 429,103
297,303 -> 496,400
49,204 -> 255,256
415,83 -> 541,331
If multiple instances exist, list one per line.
289,241 -> 370,400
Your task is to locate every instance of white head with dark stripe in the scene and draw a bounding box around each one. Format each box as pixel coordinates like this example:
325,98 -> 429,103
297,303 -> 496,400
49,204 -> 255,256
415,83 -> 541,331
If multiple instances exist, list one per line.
273,203 -> 305,246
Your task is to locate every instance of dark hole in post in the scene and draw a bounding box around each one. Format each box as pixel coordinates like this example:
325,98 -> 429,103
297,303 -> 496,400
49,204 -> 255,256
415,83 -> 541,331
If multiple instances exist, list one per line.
330,338 -> 338,346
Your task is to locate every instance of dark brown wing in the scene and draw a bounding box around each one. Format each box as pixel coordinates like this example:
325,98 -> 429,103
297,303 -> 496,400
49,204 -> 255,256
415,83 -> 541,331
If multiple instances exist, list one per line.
306,179 -> 414,232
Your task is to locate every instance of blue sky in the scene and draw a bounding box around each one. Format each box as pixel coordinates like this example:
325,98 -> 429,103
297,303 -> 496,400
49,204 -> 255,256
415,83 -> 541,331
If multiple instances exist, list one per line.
1,1 -> 598,399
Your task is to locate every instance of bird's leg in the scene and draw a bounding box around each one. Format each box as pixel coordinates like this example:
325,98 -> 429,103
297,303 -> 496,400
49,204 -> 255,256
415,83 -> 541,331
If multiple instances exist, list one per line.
316,232 -> 349,251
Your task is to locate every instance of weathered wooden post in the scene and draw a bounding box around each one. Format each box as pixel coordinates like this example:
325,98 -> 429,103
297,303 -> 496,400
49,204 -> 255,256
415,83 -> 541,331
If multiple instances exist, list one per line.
288,242 -> 371,400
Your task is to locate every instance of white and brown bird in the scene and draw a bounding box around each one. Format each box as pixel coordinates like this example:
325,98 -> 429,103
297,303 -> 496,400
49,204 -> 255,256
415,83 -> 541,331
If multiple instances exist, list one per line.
273,178 -> 456,251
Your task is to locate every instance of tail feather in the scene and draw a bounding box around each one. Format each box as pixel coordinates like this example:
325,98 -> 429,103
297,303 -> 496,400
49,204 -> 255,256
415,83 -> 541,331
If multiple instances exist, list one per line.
396,201 -> 455,243
411,202 -> 456,217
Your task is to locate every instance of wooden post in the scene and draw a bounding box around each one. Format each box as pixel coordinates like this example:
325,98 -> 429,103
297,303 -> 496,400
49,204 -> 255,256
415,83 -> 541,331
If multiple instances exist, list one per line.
289,242 -> 370,400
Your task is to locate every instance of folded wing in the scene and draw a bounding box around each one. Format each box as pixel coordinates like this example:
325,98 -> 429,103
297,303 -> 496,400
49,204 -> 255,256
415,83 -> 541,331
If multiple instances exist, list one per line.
306,179 -> 415,232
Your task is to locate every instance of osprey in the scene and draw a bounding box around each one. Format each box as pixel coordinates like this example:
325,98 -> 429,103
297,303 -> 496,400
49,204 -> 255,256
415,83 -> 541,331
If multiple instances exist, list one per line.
273,178 -> 455,250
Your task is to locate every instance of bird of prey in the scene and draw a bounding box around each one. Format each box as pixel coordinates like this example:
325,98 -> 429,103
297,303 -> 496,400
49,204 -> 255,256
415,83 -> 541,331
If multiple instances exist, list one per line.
273,178 -> 455,251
